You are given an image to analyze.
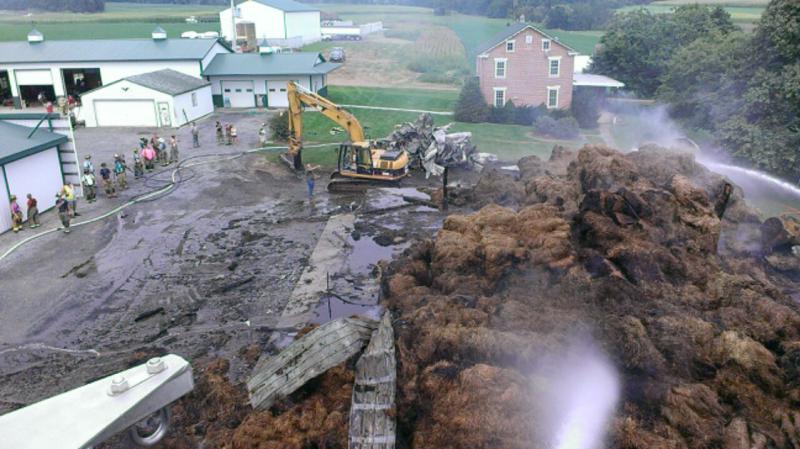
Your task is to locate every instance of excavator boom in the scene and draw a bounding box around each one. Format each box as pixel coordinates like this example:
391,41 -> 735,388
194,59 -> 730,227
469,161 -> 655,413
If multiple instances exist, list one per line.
286,81 -> 365,169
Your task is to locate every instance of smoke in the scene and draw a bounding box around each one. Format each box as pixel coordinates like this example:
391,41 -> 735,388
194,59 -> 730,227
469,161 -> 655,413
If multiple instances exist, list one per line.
608,102 -> 688,153
532,340 -> 620,449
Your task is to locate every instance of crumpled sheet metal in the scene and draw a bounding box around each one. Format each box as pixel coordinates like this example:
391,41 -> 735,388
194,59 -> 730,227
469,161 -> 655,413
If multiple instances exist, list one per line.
384,113 -> 477,177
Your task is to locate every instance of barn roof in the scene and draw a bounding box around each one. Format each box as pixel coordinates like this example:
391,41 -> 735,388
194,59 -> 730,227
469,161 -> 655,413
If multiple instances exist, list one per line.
202,53 -> 340,76
251,0 -> 318,12
475,23 -> 576,56
0,38 -> 227,64
0,120 -> 68,166
126,69 -> 211,95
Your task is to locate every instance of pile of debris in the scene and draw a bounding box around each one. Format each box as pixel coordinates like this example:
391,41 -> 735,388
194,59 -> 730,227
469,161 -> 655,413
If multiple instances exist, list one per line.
383,144 -> 800,448
384,113 -> 476,177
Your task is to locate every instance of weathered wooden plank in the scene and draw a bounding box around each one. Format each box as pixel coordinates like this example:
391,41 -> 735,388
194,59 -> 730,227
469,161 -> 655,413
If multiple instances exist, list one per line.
349,312 -> 397,449
248,317 -> 377,410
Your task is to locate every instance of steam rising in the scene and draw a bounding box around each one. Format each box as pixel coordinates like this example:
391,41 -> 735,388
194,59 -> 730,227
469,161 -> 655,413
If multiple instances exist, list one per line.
535,342 -> 620,449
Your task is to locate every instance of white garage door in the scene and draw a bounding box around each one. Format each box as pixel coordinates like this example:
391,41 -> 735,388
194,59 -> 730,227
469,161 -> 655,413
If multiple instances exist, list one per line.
4,147 -> 62,222
267,81 -> 289,108
222,81 -> 255,108
15,69 -> 53,86
94,100 -> 157,127
0,170 -> 11,232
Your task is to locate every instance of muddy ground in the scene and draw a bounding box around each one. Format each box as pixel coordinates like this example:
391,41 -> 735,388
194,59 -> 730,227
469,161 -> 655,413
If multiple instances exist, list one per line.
0,111 -> 465,447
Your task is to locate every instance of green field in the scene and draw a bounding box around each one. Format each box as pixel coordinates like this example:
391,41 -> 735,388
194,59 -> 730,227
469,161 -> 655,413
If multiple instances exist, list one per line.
316,3 -> 602,56
652,0 -> 768,5
618,3 -> 765,26
0,2 -> 221,41
327,86 -> 457,112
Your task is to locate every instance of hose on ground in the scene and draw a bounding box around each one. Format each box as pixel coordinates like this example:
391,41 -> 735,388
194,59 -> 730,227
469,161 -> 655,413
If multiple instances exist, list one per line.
0,144 -> 337,262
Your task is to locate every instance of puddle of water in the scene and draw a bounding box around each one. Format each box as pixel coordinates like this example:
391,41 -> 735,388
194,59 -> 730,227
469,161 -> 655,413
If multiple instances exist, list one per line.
311,295 -> 383,324
367,187 -> 431,210
347,235 -> 396,273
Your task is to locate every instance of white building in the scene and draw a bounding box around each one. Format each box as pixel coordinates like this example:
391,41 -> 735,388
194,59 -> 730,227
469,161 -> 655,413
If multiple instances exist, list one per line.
79,69 -> 214,128
202,52 -> 339,108
219,0 -> 321,46
0,120 -> 70,233
0,28 -> 230,109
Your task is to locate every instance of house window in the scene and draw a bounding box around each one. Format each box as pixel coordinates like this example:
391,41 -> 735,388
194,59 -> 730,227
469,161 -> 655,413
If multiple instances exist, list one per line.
542,39 -> 551,51
494,58 -> 507,79
494,88 -> 506,108
506,40 -> 515,52
548,57 -> 561,77
525,35 -> 533,44
547,86 -> 559,109
191,92 -> 198,107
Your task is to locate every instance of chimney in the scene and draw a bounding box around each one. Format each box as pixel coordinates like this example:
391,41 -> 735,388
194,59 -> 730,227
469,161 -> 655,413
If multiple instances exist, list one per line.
152,26 -> 167,40
27,28 -> 44,43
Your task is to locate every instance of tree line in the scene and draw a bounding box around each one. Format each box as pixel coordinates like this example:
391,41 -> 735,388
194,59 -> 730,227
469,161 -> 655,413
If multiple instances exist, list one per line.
593,0 -> 800,178
0,0 -> 105,12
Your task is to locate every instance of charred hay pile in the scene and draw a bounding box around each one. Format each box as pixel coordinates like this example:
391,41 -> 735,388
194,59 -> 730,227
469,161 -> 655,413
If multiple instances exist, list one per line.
156,144 -> 800,449
384,144 -> 800,448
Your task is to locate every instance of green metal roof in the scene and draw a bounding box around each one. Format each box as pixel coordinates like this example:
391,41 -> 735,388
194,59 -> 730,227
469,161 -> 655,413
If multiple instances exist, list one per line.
202,53 -> 340,76
252,0 -> 318,12
0,38 -> 226,64
0,121 -> 68,166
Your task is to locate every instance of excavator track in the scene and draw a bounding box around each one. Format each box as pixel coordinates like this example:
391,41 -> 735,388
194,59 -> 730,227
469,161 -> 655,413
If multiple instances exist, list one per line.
326,173 -> 400,193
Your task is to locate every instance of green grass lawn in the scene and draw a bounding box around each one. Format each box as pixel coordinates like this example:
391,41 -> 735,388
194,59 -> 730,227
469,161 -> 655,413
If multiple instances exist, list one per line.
652,0 -> 767,6
326,86 -> 457,111
287,107 -> 585,168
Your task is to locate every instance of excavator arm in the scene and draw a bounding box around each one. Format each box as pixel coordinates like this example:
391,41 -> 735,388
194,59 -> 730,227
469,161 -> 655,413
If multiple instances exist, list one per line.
286,81 -> 366,170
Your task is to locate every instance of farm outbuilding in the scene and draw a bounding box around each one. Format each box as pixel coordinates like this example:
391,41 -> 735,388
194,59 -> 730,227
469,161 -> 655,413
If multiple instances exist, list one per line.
219,0 -> 322,47
202,53 -> 339,108
79,69 -> 214,128
0,29 -> 230,110
0,121 -> 68,233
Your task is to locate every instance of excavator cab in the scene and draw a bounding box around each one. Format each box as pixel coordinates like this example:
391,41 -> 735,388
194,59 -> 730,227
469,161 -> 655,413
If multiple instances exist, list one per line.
336,143 -> 410,181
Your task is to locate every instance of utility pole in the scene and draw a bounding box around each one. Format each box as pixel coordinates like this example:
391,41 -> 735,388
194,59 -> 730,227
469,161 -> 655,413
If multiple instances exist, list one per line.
230,0 -> 238,52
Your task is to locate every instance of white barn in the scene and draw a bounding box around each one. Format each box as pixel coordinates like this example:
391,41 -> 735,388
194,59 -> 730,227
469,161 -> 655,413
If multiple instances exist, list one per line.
0,120 -> 69,233
202,53 -> 339,108
220,0 -> 321,46
0,28 -> 230,110
80,69 -> 214,128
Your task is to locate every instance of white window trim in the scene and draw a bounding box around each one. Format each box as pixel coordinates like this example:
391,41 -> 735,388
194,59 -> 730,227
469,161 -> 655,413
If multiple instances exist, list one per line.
547,86 -> 560,109
506,40 -> 515,52
542,39 -> 551,51
548,56 -> 561,77
493,87 -> 507,108
494,58 -> 507,79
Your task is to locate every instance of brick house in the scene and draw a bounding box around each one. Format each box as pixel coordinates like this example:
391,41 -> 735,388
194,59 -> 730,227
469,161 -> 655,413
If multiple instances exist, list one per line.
476,23 -> 578,110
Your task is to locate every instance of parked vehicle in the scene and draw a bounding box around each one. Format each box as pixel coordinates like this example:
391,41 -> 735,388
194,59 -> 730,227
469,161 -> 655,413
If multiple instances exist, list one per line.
329,47 -> 346,62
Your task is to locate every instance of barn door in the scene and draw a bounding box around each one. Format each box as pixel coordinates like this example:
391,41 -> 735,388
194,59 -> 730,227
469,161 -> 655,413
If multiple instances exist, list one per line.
158,102 -> 171,127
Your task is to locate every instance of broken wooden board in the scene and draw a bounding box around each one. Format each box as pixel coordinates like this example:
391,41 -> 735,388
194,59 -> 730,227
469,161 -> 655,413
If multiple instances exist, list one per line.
349,311 -> 396,449
248,317 -> 377,410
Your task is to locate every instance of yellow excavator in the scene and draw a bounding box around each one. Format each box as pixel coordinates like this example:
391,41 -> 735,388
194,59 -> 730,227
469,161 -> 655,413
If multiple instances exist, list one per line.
282,81 -> 410,191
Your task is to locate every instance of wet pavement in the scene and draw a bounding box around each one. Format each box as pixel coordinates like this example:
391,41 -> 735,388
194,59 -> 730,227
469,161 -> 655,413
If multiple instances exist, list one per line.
0,110 -> 457,428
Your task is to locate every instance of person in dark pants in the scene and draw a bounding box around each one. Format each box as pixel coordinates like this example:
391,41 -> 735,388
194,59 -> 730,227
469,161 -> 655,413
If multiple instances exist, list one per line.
26,193 -> 40,228
56,193 -> 71,233
216,121 -> 224,144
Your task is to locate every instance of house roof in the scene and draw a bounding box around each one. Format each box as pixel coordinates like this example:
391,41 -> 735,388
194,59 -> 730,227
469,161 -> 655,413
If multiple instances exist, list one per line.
0,38 -> 226,64
0,120 -> 68,166
250,0 -> 318,12
126,69 -> 211,95
573,73 -> 625,88
202,53 -> 340,76
475,23 -> 576,56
